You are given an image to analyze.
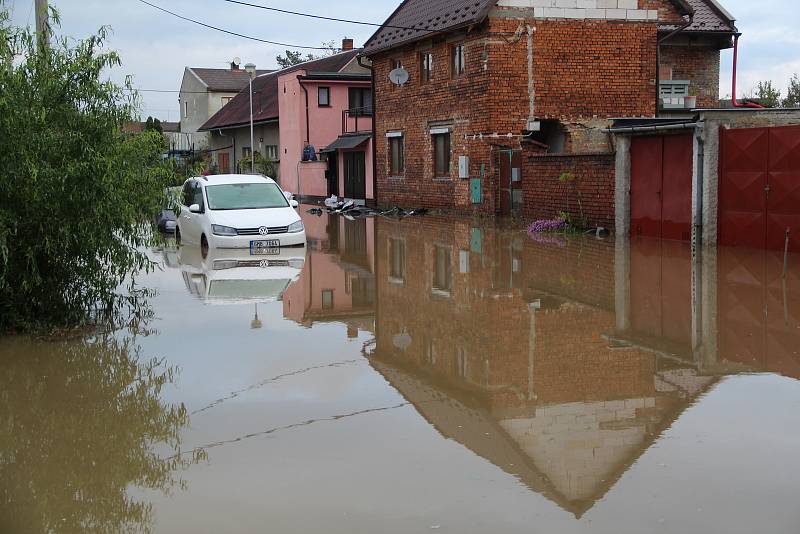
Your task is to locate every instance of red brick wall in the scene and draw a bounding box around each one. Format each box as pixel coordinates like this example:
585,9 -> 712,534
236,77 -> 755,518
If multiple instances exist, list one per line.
660,45 -> 721,108
530,19 -> 658,119
522,153 -> 616,231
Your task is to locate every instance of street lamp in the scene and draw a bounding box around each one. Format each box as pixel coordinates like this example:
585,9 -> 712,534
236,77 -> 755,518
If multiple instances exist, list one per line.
245,62 -> 257,174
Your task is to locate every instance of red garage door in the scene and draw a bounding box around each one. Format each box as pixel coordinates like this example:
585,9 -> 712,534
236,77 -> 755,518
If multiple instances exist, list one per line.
630,133 -> 693,241
719,125 -> 800,252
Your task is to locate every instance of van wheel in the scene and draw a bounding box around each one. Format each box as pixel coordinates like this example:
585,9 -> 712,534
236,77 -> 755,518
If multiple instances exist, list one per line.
201,234 -> 209,259
175,227 -> 182,245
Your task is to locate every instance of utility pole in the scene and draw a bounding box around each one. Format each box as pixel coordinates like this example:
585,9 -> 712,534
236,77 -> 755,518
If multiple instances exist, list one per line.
35,0 -> 48,48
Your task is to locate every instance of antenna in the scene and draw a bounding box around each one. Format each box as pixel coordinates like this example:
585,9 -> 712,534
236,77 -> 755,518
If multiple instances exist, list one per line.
232,57 -> 241,67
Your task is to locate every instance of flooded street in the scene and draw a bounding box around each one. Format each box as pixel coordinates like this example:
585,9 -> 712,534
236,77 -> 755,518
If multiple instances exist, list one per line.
2,210 -> 800,533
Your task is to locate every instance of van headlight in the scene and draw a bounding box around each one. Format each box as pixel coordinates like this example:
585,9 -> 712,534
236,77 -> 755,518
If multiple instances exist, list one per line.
212,225 -> 238,236
287,220 -> 304,233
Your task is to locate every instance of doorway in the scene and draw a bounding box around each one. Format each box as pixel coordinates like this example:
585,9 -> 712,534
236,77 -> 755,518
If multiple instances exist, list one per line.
343,151 -> 366,199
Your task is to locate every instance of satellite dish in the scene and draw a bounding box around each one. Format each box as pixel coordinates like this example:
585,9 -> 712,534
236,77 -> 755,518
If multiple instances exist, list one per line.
389,67 -> 409,86
232,57 -> 241,67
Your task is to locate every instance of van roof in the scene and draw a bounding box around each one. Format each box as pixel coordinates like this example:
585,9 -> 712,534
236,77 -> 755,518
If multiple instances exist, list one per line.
193,174 -> 276,186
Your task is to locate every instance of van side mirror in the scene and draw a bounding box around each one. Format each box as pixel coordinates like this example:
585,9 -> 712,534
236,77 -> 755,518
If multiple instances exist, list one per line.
189,204 -> 202,214
290,200 -> 299,209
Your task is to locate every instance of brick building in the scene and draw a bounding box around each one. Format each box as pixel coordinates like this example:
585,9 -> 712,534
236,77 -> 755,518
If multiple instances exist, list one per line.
363,0 -> 737,225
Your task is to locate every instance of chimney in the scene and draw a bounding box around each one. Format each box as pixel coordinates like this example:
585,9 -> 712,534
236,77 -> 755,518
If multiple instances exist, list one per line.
230,61 -> 239,71
342,38 -> 354,51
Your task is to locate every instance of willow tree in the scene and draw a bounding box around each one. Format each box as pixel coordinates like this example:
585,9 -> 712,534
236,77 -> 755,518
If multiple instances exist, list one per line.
0,3 -> 171,332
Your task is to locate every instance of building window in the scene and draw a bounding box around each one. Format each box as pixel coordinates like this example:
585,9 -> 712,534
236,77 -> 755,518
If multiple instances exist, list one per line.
389,135 -> 404,176
452,44 -> 465,77
242,146 -> 252,159
221,96 -> 233,107
421,52 -> 433,82
348,88 -> 372,116
322,289 -> 334,310
184,101 -> 188,118
265,145 -> 279,161
392,58 -> 403,70
318,86 -> 330,107
433,245 -> 452,293
389,238 -> 406,282
433,131 -> 451,177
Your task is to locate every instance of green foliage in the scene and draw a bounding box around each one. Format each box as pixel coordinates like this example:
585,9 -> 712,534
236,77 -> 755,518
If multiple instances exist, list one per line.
275,41 -> 339,69
0,5 -> 172,332
747,80 -> 782,108
144,115 -> 163,133
782,74 -> 800,108
236,152 -> 278,177
0,333 -> 203,533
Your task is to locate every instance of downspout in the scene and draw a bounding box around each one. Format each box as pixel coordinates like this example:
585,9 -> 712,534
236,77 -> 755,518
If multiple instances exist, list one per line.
694,126 -> 704,243
217,129 -> 235,172
358,54 -> 377,206
526,25 -> 535,127
656,13 -> 694,117
731,34 -> 764,108
297,75 -> 310,144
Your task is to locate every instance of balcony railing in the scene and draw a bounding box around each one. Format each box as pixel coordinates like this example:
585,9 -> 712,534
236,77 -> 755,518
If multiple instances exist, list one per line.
342,107 -> 373,135
660,80 -> 696,110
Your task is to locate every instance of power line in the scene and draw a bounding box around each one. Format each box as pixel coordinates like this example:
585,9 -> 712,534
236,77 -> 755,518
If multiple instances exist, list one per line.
134,0 -> 342,50
222,0 -> 434,33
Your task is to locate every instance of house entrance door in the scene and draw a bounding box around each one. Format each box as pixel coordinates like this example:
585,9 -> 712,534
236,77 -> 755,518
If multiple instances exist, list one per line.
344,151 -> 366,199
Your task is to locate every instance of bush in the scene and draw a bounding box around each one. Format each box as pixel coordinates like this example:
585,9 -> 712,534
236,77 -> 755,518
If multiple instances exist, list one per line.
0,6 -> 171,332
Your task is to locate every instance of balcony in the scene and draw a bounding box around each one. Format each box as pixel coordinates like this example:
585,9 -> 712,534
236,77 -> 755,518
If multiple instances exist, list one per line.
659,80 -> 697,110
342,107 -> 373,135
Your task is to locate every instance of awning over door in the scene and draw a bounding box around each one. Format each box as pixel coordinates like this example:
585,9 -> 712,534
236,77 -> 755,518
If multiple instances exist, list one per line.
322,134 -> 370,152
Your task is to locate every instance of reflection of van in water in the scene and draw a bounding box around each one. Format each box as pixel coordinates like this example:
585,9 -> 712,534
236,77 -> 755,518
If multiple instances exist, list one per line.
179,246 -> 305,304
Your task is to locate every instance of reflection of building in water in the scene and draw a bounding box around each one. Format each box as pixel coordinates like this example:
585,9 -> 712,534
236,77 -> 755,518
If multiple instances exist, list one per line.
370,216 -> 800,516
283,211 -> 376,336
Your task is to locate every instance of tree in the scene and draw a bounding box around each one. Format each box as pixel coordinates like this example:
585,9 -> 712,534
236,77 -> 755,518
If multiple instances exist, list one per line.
275,40 -> 340,69
0,4 -> 174,332
746,80 -> 782,108
145,115 -> 163,133
782,73 -> 800,108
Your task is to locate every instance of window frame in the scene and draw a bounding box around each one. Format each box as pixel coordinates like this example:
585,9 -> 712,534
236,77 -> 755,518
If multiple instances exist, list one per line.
221,96 -> 233,107
322,289 -> 334,310
318,86 -> 331,107
433,131 -> 451,178
348,87 -> 373,116
420,51 -> 434,83
389,135 -> 405,176
388,237 -> 406,284
451,43 -> 466,78
432,244 -> 453,295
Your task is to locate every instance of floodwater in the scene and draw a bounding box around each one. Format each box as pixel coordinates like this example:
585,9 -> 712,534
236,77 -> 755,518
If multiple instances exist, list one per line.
2,210 -> 800,533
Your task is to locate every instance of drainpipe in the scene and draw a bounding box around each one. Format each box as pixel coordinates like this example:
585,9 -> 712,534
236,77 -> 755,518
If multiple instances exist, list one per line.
694,126 -> 704,245
358,54 -> 377,206
526,25 -> 535,127
656,13 -> 694,117
731,34 -> 764,108
297,75 -> 310,144
217,129 -> 235,172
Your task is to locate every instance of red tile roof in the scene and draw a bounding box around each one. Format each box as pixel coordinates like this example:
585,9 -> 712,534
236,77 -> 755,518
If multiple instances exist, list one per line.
363,0 -> 733,55
200,50 -> 361,131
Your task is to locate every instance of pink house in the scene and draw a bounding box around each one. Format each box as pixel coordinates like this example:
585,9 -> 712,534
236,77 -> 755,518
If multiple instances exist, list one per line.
201,42 -> 374,203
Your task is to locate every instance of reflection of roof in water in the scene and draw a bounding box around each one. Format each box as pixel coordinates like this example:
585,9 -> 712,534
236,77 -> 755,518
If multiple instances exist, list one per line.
369,353 -> 719,517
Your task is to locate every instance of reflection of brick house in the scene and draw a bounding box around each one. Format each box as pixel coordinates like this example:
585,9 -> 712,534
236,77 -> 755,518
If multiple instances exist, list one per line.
363,0 -> 737,222
370,216 -> 718,515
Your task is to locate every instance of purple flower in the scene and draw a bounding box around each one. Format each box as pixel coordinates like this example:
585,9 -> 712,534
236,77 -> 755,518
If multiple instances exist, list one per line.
527,218 -> 566,234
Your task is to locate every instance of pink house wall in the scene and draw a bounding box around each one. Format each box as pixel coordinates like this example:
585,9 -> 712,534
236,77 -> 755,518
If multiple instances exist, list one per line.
277,69 -> 373,199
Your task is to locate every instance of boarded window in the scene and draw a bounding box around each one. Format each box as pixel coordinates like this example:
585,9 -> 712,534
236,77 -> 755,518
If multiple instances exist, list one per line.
421,52 -> 433,82
433,132 -> 451,177
389,136 -> 404,175
452,44 -> 465,77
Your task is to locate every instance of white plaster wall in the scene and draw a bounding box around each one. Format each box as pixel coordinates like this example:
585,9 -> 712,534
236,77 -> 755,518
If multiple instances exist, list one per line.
497,0 -> 658,20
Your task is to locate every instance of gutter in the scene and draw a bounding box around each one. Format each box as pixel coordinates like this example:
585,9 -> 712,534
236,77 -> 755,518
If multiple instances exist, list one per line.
603,122 -> 698,134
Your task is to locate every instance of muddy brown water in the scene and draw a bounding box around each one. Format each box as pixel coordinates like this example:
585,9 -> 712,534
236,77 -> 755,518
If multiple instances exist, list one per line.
2,210 -> 800,533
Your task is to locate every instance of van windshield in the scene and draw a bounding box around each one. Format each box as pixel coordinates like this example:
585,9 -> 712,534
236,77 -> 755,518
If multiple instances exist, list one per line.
205,183 -> 289,211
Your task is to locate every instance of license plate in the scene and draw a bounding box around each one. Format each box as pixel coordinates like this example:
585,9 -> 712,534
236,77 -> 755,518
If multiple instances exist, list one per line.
250,240 -> 280,255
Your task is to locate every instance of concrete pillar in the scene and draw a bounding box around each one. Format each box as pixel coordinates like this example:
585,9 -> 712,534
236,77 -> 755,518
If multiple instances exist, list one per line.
614,232 -> 631,333
701,120 -> 720,247
698,246 -> 719,372
614,135 -> 631,236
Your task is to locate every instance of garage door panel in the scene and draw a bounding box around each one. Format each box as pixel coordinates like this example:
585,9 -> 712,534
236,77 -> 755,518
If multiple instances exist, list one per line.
720,171 -> 767,212
721,129 -> 769,172
719,211 -> 766,248
766,214 -> 800,252
661,134 -> 693,241
769,125 -> 800,171
631,137 -> 664,238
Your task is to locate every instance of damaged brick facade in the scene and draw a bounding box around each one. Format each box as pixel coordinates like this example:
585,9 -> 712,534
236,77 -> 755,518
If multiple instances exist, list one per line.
366,0 -> 735,224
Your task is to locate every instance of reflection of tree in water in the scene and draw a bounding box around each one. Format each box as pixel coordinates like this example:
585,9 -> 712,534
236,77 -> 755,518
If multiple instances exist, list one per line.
0,334 -> 203,533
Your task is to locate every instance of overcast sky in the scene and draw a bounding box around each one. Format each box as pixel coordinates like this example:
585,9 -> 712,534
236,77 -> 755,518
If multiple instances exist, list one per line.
6,0 -> 799,120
